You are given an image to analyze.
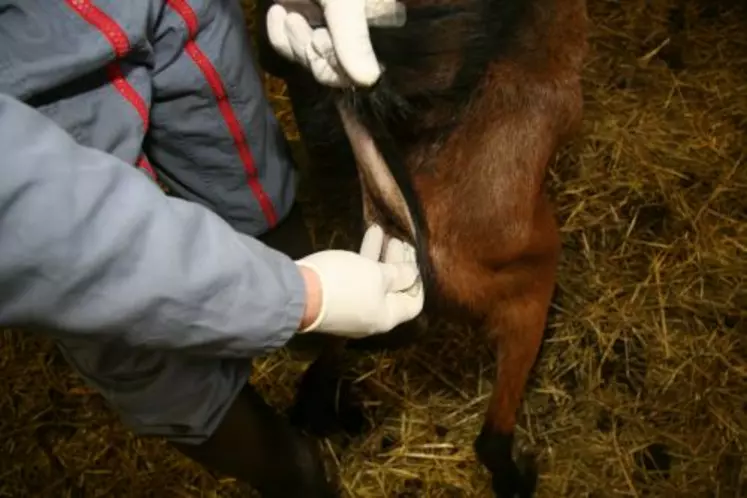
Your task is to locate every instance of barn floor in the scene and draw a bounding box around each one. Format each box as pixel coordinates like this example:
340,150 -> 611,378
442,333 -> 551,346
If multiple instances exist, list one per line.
1,0 -> 746,497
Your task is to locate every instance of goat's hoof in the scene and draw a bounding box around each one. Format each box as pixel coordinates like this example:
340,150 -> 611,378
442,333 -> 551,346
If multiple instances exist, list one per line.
289,369 -> 368,438
490,453 -> 537,498
474,428 -> 538,498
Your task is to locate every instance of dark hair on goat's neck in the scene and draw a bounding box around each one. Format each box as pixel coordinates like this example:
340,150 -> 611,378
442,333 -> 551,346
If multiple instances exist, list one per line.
323,0 -> 533,294
367,0 -> 531,106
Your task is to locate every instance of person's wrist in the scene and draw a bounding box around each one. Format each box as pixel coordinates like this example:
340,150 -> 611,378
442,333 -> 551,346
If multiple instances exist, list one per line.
298,265 -> 323,332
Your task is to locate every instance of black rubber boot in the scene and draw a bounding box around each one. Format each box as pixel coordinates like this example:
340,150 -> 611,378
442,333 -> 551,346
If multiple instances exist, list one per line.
170,384 -> 339,498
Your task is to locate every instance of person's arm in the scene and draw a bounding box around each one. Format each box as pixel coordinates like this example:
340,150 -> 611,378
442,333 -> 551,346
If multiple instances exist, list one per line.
0,93 -> 310,358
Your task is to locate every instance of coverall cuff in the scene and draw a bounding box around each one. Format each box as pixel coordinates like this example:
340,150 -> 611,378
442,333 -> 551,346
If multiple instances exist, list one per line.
235,232 -> 307,353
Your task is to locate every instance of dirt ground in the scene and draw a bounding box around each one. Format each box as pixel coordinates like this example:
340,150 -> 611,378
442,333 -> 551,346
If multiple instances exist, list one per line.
1,0 -> 745,497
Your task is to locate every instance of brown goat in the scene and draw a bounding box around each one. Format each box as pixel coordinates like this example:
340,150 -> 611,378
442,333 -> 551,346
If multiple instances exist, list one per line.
254,0 -> 588,496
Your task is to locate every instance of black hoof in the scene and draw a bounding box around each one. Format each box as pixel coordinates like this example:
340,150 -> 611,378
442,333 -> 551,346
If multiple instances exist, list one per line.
288,360 -> 368,438
490,453 -> 537,498
474,429 -> 537,498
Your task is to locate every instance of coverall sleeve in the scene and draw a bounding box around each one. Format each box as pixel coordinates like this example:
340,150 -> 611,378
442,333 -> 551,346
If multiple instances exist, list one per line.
0,93 -> 306,358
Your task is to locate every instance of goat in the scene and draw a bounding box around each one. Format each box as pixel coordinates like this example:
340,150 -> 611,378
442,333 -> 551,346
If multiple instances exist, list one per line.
254,0 -> 588,496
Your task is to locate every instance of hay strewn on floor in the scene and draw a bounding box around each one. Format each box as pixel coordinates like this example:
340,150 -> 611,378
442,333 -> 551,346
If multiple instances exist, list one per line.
1,0 -> 745,496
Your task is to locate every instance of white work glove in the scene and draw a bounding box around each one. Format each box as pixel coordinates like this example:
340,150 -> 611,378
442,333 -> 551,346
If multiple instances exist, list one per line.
296,224 -> 424,337
266,0 -> 402,87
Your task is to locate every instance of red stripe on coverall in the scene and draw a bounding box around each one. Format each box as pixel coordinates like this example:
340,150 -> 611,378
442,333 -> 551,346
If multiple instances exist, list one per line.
137,155 -> 158,181
165,0 -> 279,228
64,0 -> 153,178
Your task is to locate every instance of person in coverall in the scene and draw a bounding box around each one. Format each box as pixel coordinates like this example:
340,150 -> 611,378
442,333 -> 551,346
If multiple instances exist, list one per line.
0,0 -> 423,495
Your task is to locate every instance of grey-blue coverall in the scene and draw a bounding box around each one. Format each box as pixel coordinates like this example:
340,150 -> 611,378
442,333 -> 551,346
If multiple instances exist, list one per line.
0,0 -> 305,444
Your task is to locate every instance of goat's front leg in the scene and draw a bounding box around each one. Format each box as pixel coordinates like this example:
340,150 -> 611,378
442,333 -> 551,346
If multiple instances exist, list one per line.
346,173 -> 427,352
287,188 -> 381,438
474,197 -> 560,498
288,336 -> 369,437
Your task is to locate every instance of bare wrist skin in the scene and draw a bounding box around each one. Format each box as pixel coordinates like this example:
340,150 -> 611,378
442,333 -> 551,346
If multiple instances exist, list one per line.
298,265 -> 322,331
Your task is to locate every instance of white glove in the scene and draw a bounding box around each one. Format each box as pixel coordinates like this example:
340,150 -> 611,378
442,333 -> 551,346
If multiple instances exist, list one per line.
296,225 -> 424,337
266,0 -> 403,87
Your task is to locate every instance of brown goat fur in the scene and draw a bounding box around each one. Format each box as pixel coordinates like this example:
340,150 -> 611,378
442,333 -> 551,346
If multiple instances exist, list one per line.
254,0 -> 588,495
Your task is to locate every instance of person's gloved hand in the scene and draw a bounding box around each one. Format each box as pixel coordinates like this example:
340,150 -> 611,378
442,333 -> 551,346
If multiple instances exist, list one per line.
296,224 -> 424,337
266,0 -> 402,87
